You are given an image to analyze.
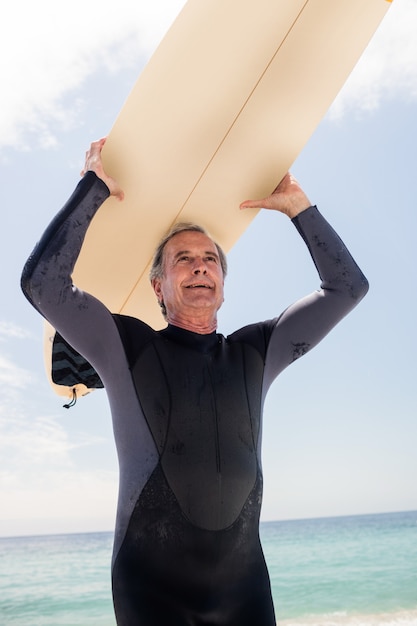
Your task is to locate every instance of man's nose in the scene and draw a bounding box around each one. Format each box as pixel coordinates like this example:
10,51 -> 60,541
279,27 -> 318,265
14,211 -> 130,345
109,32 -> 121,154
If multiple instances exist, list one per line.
192,259 -> 207,274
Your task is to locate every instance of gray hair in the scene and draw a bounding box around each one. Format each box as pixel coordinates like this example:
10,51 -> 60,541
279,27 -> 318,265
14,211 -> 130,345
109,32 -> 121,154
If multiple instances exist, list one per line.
149,222 -> 227,319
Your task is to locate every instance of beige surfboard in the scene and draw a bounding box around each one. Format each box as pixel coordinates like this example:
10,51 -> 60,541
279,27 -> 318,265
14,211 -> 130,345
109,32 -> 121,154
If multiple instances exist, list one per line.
45,0 -> 393,398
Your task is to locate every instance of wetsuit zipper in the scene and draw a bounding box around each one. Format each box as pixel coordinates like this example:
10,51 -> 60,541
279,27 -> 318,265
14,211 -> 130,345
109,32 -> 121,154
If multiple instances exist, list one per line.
206,357 -> 221,476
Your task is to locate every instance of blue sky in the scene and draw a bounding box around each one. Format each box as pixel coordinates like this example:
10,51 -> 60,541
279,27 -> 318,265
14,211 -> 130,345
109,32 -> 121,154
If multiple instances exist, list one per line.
1,0 -> 416,537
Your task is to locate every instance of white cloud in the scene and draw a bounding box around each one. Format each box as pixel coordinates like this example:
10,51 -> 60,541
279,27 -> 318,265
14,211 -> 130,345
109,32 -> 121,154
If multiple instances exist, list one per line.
330,0 -> 417,117
0,344 -> 117,535
0,326 -> 36,404
0,321 -> 33,341
0,467 -> 118,536
0,0 -> 186,150
0,354 -> 33,392
1,0 -> 415,151
0,386 -> 118,535
0,412 -> 103,467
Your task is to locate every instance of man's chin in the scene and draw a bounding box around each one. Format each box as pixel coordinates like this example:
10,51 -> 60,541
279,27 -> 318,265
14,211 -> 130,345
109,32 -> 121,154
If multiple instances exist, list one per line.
180,297 -> 222,313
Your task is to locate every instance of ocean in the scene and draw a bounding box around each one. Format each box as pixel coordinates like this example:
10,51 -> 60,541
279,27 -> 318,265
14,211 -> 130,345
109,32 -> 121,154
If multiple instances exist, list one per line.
1,510 -> 416,625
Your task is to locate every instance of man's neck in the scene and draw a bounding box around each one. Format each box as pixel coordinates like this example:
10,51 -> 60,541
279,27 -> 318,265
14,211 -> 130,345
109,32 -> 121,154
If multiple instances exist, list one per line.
166,311 -> 217,335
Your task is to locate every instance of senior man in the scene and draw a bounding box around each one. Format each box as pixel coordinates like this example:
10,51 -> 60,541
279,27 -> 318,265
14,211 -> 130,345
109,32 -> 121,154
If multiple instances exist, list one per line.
22,138 -> 368,626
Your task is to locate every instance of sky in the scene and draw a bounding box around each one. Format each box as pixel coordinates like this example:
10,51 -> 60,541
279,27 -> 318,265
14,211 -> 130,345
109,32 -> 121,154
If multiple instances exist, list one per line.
1,0 -> 416,538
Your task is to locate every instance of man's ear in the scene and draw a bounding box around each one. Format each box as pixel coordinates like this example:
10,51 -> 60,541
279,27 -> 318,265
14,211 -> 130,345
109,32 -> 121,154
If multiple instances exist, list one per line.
152,278 -> 162,302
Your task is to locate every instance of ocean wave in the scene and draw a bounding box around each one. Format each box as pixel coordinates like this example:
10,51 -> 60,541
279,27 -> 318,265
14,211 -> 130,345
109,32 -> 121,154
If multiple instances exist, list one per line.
276,609 -> 417,626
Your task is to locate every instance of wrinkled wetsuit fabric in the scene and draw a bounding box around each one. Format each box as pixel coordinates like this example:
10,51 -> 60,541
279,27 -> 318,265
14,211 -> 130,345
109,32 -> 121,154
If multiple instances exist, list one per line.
21,172 -> 368,625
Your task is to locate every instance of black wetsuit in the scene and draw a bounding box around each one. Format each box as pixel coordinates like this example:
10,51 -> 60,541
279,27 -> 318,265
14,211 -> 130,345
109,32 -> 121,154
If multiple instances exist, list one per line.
21,172 -> 368,625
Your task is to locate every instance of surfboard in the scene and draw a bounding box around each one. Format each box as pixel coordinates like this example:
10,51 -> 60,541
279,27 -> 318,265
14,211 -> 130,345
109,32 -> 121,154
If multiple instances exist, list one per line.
45,0 -> 393,399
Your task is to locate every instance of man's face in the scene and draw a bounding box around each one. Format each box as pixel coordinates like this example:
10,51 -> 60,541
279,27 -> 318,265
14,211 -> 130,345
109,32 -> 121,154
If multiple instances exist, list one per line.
152,230 -> 224,321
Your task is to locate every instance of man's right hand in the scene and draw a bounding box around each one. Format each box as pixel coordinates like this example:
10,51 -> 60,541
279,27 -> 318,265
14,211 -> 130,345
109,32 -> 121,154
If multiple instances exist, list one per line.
81,138 -> 125,201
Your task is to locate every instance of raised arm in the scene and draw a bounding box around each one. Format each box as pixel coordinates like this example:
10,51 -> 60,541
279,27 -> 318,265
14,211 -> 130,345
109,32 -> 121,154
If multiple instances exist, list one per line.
241,172 -> 369,389
21,140 -> 124,374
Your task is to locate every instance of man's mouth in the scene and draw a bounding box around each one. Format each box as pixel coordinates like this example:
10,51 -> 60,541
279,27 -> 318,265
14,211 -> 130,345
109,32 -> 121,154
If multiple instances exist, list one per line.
185,284 -> 212,289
